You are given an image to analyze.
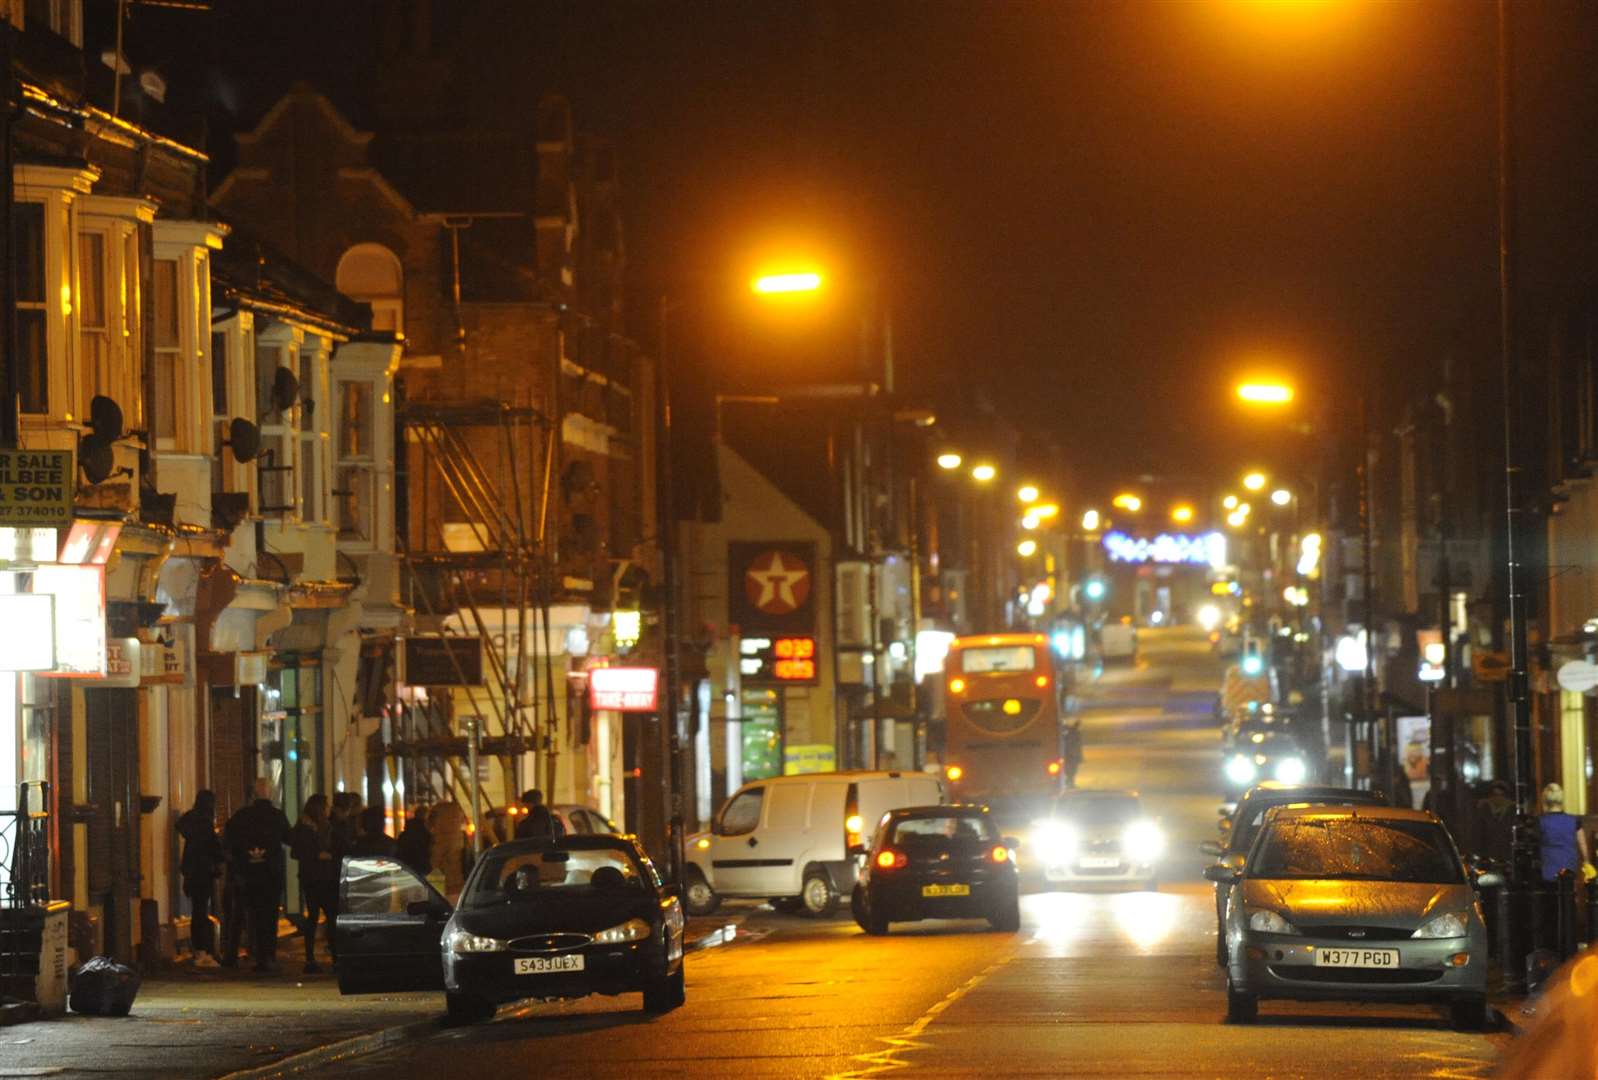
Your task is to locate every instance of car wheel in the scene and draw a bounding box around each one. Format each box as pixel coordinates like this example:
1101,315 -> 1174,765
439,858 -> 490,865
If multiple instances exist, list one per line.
801,868 -> 840,917
1225,977 -> 1257,1024
683,866 -> 720,916
1449,993 -> 1489,1032
988,895 -> 1022,933
643,965 -> 686,1013
849,886 -> 867,929
445,991 -> 496,1024
862,901 -> 890,936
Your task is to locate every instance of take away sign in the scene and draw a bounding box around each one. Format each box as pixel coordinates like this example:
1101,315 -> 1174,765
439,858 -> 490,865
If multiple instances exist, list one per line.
589,666 -> 659,712
0,449 -> 73,527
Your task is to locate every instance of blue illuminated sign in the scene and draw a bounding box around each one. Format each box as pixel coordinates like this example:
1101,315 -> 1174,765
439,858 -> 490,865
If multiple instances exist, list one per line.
1102,530 -> 1227,569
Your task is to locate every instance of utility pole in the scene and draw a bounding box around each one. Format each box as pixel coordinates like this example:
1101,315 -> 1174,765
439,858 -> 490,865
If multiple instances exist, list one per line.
0,13 -> 15,448
656,295 -> 685,886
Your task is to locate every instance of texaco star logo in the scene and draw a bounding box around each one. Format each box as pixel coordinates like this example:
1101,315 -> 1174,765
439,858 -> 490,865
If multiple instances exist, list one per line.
744,551 -> 812,616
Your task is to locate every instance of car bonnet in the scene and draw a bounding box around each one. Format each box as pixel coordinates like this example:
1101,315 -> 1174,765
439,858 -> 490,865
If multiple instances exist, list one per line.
454,888 -> 657,939
1241,878 -> 1469,928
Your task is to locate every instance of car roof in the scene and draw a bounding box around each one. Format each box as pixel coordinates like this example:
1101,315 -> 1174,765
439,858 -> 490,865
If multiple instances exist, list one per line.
485,834 -> 640,854
747,769 -> 933,786
1244,783 -> 1385,801
1264,804 -> 1440,824
888,803 -> 991,819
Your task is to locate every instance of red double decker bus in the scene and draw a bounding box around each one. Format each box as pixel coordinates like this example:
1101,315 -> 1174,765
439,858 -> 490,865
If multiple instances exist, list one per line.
941,633 -> 1068,818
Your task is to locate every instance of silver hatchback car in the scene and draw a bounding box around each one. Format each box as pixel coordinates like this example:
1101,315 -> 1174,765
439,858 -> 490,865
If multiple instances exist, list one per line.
1207,804 -> 1496,1030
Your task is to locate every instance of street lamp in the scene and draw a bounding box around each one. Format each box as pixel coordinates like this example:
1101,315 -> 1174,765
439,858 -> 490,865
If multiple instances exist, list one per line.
1270,488 -> 1292,507
936,451 -> 962,471
1081,509 -> 1101,531
1222,494 -> 1239,510
750,271 -> 824,295
1171,504 -> 1195,525
1017,484 -> 1039,504
1111,493 -> 1142,512
1017,539 -> 1037,558
971,463 -> 997,483
1237,382 -> 1294,405
1242,472 -> 1267,492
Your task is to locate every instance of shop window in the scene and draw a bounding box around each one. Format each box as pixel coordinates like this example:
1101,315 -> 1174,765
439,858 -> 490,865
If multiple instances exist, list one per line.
14,203 -> 46,414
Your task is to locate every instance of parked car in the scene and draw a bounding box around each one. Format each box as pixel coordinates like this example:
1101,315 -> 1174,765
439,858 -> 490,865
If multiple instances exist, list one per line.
1034,789 -> 1163,891
684,770 -> 945,918
1207,804 -> 1496,1030
1200,783 -> 1390,965
849,804 -> 1020,934
335,835 -> 685,1022
483,803 -> 621,845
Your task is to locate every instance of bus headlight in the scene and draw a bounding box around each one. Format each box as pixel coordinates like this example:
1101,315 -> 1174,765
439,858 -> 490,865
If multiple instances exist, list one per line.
1273,757 -> 1307,784
1225,755 -> 1258,786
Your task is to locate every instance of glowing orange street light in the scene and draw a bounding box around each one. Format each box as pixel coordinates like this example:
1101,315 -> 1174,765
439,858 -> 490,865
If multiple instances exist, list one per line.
1237,382 -> 1294,405
1171,504 -> 1195,525
971,463 -> 997,483
1111,493 -> 1142,512
1017,485 -> 1040,504
1242,472 -> 1267,492
936,452 -> 963,470
751,271 -> 824,295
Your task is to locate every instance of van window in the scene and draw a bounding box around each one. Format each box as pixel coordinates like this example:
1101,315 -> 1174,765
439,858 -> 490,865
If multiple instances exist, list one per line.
766,783 -> 811,830
719,788 -> 764,836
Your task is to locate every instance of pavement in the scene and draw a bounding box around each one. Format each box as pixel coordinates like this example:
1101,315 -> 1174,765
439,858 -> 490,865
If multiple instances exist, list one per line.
1,628 -> 1535,1078
0,913 -> 751,1079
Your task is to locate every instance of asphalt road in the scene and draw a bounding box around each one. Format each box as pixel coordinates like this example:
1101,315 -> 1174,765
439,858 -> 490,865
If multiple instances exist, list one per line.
322,627 -> 1513,1079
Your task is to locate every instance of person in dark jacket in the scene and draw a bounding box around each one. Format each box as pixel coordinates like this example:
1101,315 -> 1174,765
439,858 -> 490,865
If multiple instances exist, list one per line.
348,805 -> 397,858
289,793 -> 338,974
330,792 -> 362,859
515,789 -> 564,840
176,790 -> 224,967
395,809 -> 433,875
225,777 -> 293,973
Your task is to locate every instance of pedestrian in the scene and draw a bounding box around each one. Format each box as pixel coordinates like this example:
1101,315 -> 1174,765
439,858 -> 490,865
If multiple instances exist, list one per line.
289,793 -> 339,974
396,808 -> 433,874
1471,781 -> 1515,868
176,790 -> 224,968
515,789 -> 565,840
225,777 -> 292,973
330,792 -> 361,858
1537,783 -> 1591,882
349,805 -> 397,858
428,800 -> 469,900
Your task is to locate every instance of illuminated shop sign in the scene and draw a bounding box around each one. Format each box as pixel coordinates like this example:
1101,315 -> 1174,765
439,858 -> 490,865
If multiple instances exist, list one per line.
0,593 -> 55,671
33,564 -> 106,676
739,636 -> 820,684
589,666 -> 660,712
1102,530 -> 1227,569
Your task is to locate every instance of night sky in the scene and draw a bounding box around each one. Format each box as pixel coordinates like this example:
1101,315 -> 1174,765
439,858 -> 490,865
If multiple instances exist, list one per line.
111,1 -> 1598,490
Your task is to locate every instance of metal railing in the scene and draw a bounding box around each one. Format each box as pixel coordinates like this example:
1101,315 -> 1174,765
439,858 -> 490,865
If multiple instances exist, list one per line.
1,781 -> 50,909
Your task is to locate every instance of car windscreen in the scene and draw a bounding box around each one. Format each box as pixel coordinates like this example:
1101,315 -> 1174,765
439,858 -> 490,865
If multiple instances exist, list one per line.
462,847 -> 647,910
1249,818 -> 1463,883
1054,796 -> 1139,825
889,814 -> 998,854
959,646 -> 1036,674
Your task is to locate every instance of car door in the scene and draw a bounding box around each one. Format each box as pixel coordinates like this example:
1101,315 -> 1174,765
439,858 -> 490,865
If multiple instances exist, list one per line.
706,785 -> 767,894
336,856 -> 451,995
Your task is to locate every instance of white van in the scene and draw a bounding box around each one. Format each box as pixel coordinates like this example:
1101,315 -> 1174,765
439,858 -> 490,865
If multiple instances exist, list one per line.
684,770 -> 945,917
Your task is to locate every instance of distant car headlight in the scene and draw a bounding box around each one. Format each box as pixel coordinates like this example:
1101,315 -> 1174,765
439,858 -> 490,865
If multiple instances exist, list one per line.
1123,820 -> 1165,863
448,929 -> 508,954
1225,755 -> 1258,786
1246,908 -> 1298,935
1412,912 -> 1468,939
1273,757 -> 1307,784
1034,821 -> 1077,864
593,918 -> 653,944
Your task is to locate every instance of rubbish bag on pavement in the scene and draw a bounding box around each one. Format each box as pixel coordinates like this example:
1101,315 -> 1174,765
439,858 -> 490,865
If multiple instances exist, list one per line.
69,955 -> 141,1016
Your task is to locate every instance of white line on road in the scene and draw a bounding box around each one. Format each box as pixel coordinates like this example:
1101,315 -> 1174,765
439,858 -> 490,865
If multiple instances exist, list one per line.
830,955 -> 1012,1079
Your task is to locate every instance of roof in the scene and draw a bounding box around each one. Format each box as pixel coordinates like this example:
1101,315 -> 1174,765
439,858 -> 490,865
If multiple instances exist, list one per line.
211,228 -> 370,335
889,803 -> 992,818
1264,804 -> 1440,824
952,633 -> 1049,648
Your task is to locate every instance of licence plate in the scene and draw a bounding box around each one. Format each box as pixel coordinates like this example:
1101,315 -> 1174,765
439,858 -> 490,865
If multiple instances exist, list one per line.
1313,948 -> 1399,969
922,883 -> 971,898
1078,856 -> 1120,869
514,954 -> 585,975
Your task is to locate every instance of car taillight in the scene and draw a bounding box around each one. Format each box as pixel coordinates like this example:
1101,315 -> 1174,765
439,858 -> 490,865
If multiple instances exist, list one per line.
876,850 -> 908,870
990,845 -> 1009,863
1047,759 -> 1062,776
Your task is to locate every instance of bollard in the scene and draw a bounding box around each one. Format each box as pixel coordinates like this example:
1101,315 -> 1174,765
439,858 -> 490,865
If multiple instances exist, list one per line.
1588,876 -> 1598,947
1556,869 -> 1578,960
1496,880 -> 1523,993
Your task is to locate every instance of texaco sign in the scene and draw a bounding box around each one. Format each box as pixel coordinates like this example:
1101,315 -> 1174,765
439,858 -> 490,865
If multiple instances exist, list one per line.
728,540 -> 817,635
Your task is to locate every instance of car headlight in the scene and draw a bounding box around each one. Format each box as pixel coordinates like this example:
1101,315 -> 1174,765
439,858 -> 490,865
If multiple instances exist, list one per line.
1225,755 -> 1258,785
1246,908 -> 1298,935
1273,757 -> 1307,784
593,918 -> 652,944
1412,912 -> 1468,939
1123,820 -> 1165,863
448,929 -> 508,954
1034,821 -> 1077,864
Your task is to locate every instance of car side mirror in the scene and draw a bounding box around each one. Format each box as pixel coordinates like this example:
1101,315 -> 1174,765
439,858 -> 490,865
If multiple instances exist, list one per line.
407,899 -> 449,918
1199,840 -> 1224,857
848,842 -> 867,858
1203,864 -> 1241,885
1474,871 -> 1504,889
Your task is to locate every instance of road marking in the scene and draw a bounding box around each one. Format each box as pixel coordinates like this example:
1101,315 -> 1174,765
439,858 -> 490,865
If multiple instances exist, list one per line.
829,956 -> 1010,1078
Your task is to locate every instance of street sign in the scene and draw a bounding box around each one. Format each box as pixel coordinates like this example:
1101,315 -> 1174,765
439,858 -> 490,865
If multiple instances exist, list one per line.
1557,659 -> 1598,693
1471,650 -> 1511,682
0,449 -> 73,527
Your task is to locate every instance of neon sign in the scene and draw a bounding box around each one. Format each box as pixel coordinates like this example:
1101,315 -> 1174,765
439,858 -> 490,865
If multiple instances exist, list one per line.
1102,530 -> 1227,569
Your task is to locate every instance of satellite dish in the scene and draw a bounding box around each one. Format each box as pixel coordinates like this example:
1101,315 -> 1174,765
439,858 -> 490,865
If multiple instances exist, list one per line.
225,417 -> 261,463
270,367 -> 300,413
89,395 -> 124,440
80,433 -> 115,485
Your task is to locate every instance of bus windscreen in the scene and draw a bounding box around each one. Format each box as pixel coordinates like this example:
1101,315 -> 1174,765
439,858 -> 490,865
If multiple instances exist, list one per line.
960,646 -> 1036,674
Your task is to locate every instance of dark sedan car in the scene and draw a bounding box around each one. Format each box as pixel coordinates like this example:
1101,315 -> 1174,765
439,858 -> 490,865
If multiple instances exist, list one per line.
850,805 -> 1020,935
336,835 -> 685,1022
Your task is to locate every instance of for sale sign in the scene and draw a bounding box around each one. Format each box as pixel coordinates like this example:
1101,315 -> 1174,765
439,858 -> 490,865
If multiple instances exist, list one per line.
589,666 -> 659,712
0,449 -> 72,526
